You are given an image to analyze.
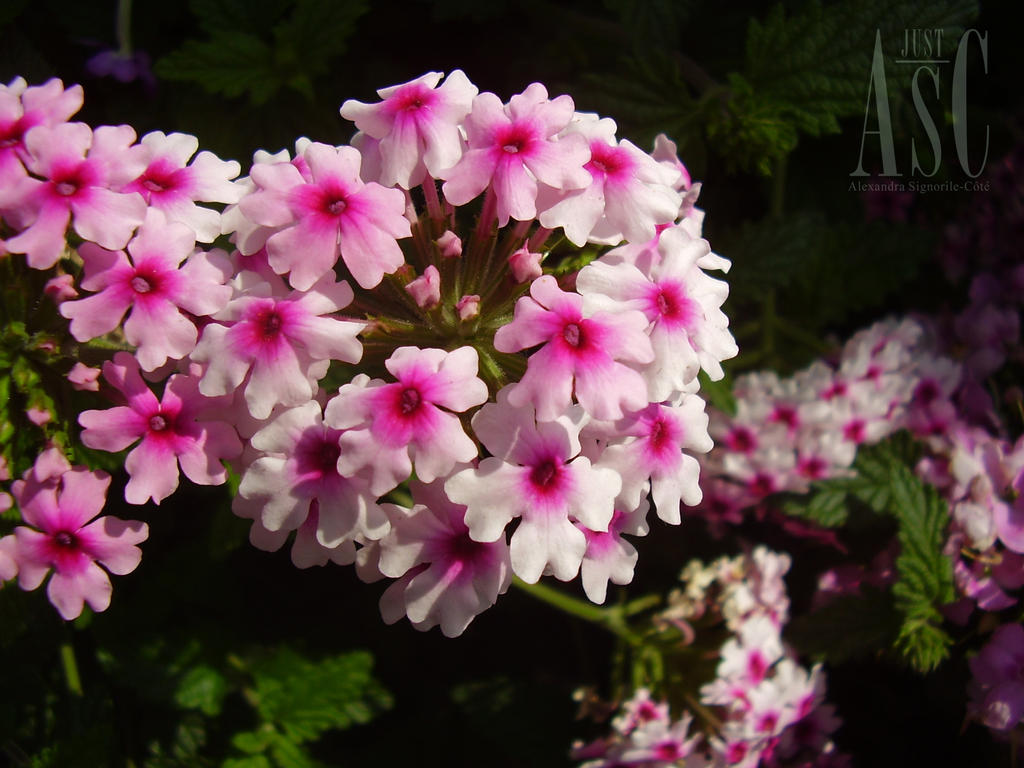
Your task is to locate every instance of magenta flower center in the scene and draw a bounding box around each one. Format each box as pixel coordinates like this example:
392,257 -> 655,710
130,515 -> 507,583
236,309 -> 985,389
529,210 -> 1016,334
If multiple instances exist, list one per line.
257,309 -> 284,340
770,405 -> 798,429
530,458 -> 560,488
316,439 -> 341,473
914,379 -> 940,405
496,124 -> 532,155
843,419 -> 865,443
54,530 -> 77,548
726,427 -> 756,453
55,180 -> 78,196
149,413 -> 169,431
562,322 -> 582,347
399,387 -> 422,414
588,144 -> 626,177
654,742 -> 682,762
131,275 -> 153,294
445,530 -> 486,564
326,197 -> 348,216
750,473 -> 776,497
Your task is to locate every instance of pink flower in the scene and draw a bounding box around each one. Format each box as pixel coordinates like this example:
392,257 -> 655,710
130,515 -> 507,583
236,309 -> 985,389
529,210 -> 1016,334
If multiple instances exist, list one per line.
61,208 -> 233,370
122,131 -> 243,242
377,479 -> 511,637
494,274 -> 653,421
445,389 -> 620,583
340,70 -> 478,188
192,273 -> 364,419
508,246 -> 543,283
324,346 -> 488,495
10,462 -> 147,619
0,78 -> 83,210
584,226 -> 737,394
240,142 -> 411,290
539,113 -> 681,246
79,352 -> 242,504
233,400 -> 388,548
577,501 -> 649,604
4,122 -> 147,269
442,83 -> 591,225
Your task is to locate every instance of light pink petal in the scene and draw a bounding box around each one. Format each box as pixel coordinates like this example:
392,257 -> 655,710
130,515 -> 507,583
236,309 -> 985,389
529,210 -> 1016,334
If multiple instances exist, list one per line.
124,438 -> 181,505
48,561 -> 111,619
79,515 -> 147,574
71,188 -> 146,250
79,406 -> 147,452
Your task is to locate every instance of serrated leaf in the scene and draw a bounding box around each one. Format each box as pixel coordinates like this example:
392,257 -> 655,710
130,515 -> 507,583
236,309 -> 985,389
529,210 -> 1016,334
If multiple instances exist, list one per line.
886,463 -> 955,672
156,33 -> 277,103
249,648 -> 391,745
743,0 -> 978,145
175,664 -> 229,716
232,729 -> 275,755
786,588 -> 900,662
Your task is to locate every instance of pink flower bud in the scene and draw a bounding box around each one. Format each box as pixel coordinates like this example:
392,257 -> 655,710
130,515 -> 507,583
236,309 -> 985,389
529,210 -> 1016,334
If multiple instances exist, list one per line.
44,274 -> 78,303
456,294 -> 480,321
509,246 -> 542,283
405,265 -> 441,308
26,407 -> 51,426
436,230 -> 462,258
68,362 -> 101,392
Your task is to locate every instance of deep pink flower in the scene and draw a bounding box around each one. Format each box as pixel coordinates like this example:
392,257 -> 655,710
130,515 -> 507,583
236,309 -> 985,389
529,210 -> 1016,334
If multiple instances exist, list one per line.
240,142 -> 411,290
79,352 -> 242,504
0,78 -> 83,215
340,70 -> 478,188
325,346 -> 488,495
4,122 -> 147,269
445,390 -> 620,583
61,208 -> 233,370
233,400 -> 387,547
122,130 -> 243,242
192,273 -> 364,419
378,479 -> 511,637
441,83 -> 591,225
10,463 -> 147,619
494,274 -> 653,421
539,114 -> 681,246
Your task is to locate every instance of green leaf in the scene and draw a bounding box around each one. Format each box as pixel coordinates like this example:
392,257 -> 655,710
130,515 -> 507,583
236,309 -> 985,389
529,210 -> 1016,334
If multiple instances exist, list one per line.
887,463 -> 955,672
742,0 -> 978,143
698,369 -> 736,417
223,756 -> 273,768
156,0 -> 367,105
175,664 -> 229,716
248,649 -> 391,745
786,588 -> 901,662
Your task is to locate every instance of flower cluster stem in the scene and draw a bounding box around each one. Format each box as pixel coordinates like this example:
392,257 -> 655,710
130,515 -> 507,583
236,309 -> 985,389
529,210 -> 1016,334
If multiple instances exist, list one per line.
60,641 -> 83,697
512,576 -> 642,645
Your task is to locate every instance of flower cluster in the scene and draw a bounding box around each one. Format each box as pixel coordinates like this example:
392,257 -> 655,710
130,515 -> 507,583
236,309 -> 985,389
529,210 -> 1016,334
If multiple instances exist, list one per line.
0,73 -> 734,633
573,548 -> 847,768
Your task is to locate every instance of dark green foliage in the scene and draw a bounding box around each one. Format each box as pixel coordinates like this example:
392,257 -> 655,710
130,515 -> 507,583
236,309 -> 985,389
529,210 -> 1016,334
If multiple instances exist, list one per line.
156,0 -> 368,104
887,464 -> 957,673
783,434 -> 955,672
724,213 -> 936,334
786,588 -> 901,663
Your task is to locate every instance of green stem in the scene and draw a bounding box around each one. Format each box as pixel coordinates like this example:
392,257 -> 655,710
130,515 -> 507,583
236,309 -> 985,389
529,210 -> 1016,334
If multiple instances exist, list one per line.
60,641 -> 83,697
116,0 -> 133,55
771,155 -> 787,218
512,577 -> 641,644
